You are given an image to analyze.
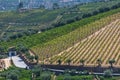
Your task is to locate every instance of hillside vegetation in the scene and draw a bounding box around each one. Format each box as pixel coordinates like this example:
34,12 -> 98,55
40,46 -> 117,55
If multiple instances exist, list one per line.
0,0 -> 120,40
49,19 -> 120,67
31,10 -> 120,62
0,7 -> 120,59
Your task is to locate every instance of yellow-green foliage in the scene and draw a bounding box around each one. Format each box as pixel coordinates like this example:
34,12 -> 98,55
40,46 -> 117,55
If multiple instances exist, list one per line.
31,9 -> 120,61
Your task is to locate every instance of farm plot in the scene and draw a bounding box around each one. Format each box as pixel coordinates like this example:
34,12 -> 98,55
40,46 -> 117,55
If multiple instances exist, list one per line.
48,19 -> 120,67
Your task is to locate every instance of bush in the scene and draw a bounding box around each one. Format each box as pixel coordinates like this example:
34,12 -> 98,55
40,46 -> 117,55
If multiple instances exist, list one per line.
64,74 -> 71,80
40,72 -> 51,80
6,73 -> 19,80
104,70 -> 112,78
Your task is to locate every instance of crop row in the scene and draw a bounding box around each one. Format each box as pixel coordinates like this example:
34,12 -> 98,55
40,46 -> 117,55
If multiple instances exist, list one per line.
32,12 -> 120,63
48,19 -> 120,67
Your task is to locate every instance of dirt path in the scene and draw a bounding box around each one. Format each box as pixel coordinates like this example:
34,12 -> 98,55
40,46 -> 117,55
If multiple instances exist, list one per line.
29,50 -> 35,56
3,58 -> 11,69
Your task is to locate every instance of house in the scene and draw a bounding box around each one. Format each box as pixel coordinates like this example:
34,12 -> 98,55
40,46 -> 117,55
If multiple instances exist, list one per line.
8,47 -> 17,57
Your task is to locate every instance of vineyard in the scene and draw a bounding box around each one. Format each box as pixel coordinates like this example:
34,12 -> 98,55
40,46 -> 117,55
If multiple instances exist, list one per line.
48,19 -> 120,67
0,0 -> 120,40
31,13 -> 120,67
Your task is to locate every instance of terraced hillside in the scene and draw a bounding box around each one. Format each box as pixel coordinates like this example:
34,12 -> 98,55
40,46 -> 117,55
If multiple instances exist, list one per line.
49,19 -> 120,67
31,11 -> 120,63
1,4 -> 120,68
0,0 -> 120,40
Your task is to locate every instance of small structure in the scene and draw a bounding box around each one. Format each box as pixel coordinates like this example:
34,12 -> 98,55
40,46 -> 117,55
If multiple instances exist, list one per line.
8,47 -> 17,57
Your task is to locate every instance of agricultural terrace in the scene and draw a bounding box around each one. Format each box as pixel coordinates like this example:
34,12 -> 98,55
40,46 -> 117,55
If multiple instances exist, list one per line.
32,12 -> 120,67
1,0 -> 120,40
49,19 -> 120,67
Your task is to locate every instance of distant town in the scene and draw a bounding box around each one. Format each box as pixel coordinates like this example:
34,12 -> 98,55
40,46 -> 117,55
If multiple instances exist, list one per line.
0,0 -> 109,11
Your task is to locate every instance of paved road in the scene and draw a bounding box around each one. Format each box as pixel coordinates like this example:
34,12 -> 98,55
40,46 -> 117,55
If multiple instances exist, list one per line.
45,68 -> 120,76
12,56 -> 28,68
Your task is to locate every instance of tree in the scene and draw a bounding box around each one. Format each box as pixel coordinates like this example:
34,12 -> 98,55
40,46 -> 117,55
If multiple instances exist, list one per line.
82,13 -> 92,18
35,55 -> 39,63
16,44 -> 28,53
97,59 -> 102,66
53,3 -> 59,9
32,65 -> 42,77
109,59 -> 115,68
29,56 -> 34,62
40,72 -> 51,80
66,59 -> 71,65
57,59 -> 62,65
92,10 -> 99,15
104,70 -> 112,78
64,74 -> 71,80
0,46 -> 5,53
18,2 -> 23,9
6,72 -> 19,80
80,59 -> 85,66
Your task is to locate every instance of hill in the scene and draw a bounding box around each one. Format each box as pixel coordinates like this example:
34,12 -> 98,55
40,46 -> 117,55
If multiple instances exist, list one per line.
31,8 -> 120,64
0,0 -> 120,40
49,18 -> 120,67
0,6 -> 120,60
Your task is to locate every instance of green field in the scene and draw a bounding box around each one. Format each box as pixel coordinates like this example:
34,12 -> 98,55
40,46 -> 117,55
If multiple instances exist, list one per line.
0,0 -> 120,39
0,7 -> 120,62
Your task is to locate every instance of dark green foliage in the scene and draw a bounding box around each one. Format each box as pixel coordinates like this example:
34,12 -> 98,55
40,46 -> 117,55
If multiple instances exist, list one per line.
80,59 -> 85,66
6,72 -> 19,80
97,59 -> 102,66
2,7 -> 120,50
64,74 -> 72,80
18,2 -> 23,9
53,3 -> 59,9
16,44 -> 28,52
32,65 -> 42,77
57,75 -> 94,80
109,59 -> 115,67
57,59 -> 62,65
40,72 -> 51,80
0,67 -> 31,80
0,0 -> 120,42
104,70 -> 112,78
35,55 -> 39,63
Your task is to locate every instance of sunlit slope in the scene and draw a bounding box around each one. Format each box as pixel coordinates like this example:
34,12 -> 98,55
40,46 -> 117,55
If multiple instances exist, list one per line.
32,10 -> 120,64
50,19 -> 120,67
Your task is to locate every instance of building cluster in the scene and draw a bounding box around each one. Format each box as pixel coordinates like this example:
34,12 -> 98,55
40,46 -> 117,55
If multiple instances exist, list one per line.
0,0 -> 108,11
0,0 -> 109,11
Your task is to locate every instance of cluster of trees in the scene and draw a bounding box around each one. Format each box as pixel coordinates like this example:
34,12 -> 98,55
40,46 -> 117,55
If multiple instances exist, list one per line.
15,44 -> 39,63
8,29 -> 38,40
0,66 -> 52,80
57,69 -> 113,80
52,2 -> 120,27
32,9 -> 120,61
24,52 -> 39,63
0,64 -> 117,80
0,0 -> 120,41
0,46 -> 8,59
32,65 -> 52,80
51,54 -> 116,68
0,6 -> 120,56
56,59 -> 115,68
